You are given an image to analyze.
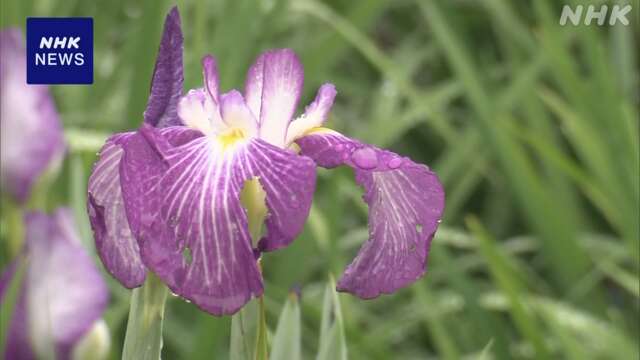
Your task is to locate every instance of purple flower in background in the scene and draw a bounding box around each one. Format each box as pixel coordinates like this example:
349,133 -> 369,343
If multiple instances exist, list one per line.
0,209 -> 109,360
0,29 -> 65,203
88,7 -> 444,315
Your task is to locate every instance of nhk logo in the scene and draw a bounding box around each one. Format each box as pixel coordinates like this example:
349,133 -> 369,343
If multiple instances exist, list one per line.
27,18 -> 93,84
559,4 -> 632,26
36,36 -> 85,66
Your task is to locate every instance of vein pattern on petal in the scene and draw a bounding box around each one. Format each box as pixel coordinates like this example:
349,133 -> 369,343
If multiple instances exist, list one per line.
120,125 -> 314,315
297,131 -> 444,299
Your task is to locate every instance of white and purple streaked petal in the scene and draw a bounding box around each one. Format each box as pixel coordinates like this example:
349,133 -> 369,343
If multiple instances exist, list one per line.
297,130 -> 445,299
143,6 -> 184,128
202,55 -> 220,106
285,83 -> 337,146
120,126 -> 316,315
244,52 -> 266,120
87,132 -> 146,288
0,29 -> 65,203
118,125 -> 202,238
178,88 -> 221,135
1,210 -> 109,359
257,49 -> 304,147
244,141 -> 316,252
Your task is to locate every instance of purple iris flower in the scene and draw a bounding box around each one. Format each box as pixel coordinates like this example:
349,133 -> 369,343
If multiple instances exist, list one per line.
87,7 -> 444,316
0,29 -> 65,203
0,209 -> 109,360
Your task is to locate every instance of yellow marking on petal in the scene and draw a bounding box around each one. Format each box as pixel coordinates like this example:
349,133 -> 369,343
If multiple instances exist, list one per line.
217,128 -> 247,150
288,142 -> 301,154
302,126 -> 336,136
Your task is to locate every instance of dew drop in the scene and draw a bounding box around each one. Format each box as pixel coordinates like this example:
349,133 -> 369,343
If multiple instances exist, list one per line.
415,224 -> 423,234
351,147 -> 378,169
387,157 -> 403,169
334,143 -> 344,151
290,194 -> 299,208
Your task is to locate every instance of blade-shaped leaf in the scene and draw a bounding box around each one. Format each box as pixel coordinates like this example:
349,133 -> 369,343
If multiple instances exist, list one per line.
316,277 -> 347,360
230,296 -> 268,360
122,273 -> 168,360
270,293 -> 301,360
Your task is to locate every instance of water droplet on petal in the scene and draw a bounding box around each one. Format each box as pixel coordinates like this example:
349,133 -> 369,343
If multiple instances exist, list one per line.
351,147 -> 378,169
334,143 -> 344,151
387,157 -> 403,169
290,194 -> 299,208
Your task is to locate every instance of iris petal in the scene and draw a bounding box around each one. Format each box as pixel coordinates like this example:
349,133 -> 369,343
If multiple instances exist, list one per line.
285,83 -> 337,146
120,125 -> 315,315
144,6 -> 184,128
254,49 -> 304,147
88,132 -> 146,288
243,52 -> 266,120
0,29 -> 65,203
297,130 -> 444,298
1,210 -> 109,359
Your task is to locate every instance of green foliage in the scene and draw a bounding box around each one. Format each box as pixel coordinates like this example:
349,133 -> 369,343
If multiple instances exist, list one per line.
122,273 -> 169,360
1,0 -> 638,359
270,293 -> 302,360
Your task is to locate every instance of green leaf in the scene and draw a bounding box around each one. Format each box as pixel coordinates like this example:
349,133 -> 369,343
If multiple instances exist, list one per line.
316,277 -> 347,360
270,293 -> 301,360
122,273 -> 169,360
466,217 -> 551,359
230,296 -> 269,360
0,257 -> 26,356
64,128 -> 110,153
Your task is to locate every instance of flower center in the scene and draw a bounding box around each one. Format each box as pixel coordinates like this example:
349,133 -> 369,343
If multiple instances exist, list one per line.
217,128 -> 247,149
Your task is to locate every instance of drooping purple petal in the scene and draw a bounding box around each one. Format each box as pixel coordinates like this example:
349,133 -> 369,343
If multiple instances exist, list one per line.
87,132 -> 146,288
143,6 -> 184,128
0,29 -> 65,203
119,124 -> 315,315
255,49 -> 304,147
297,130 -> 445,299
285,83 -> 337,145
2,209 -> 109,359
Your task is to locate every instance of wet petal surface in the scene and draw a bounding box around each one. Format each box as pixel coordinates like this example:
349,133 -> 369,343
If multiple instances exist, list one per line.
88,132 -> 146,288
297,130 -> 444,298
120,125 -> 315,315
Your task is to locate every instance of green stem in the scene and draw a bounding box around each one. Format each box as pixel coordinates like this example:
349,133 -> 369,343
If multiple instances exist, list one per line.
122,272 -> 168,360
5,204 -> 24,258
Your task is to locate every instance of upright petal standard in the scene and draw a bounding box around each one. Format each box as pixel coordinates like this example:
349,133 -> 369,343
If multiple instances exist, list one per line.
0,209 -> 109,360
0,29 -> 65,203
87,6 -> 444,316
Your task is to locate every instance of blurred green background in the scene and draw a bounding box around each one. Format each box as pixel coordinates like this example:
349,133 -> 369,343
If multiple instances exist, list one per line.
1,0 -> 638,359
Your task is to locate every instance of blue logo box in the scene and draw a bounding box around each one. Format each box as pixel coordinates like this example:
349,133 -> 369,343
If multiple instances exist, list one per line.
26,17 -> 93,84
